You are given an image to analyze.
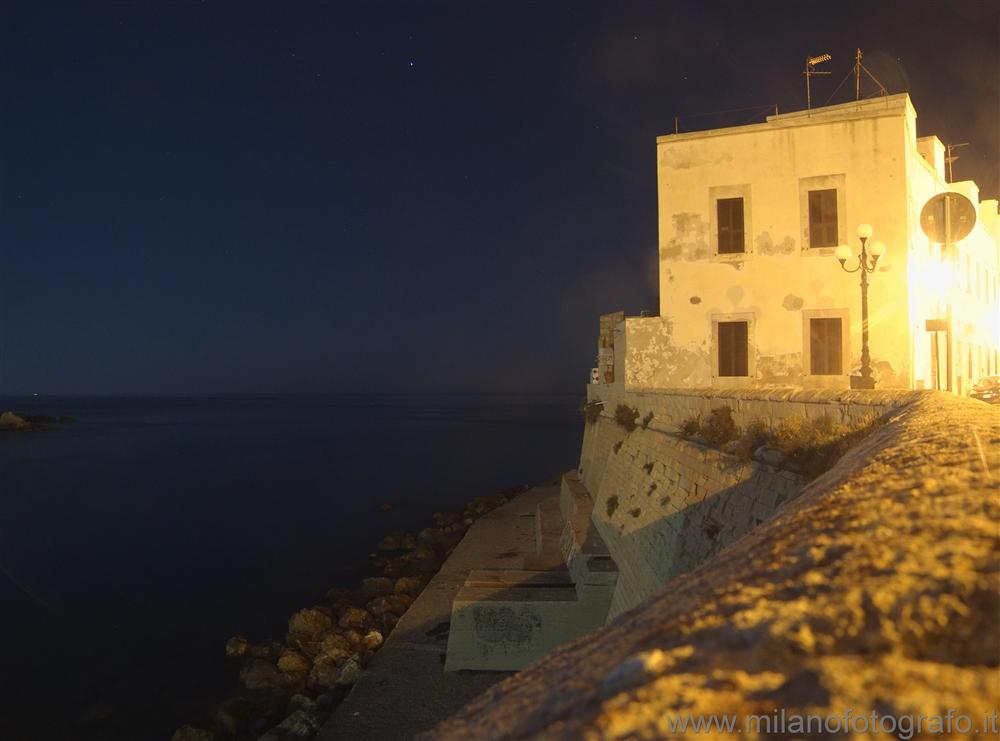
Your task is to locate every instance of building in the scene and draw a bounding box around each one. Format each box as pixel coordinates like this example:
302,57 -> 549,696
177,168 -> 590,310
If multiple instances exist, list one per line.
604,93 -> 999,394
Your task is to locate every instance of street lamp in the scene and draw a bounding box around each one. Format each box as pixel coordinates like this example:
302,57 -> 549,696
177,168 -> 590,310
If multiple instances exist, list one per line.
834,224 -> 887,389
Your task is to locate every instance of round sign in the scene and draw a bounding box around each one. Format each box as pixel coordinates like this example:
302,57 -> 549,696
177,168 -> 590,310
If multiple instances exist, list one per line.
920,192 -> 976,244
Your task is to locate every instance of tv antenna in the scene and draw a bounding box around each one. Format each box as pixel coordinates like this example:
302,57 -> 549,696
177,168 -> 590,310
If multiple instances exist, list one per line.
852,48 -> 888,100
804,53 -> 831,110
944,142 -> 969,183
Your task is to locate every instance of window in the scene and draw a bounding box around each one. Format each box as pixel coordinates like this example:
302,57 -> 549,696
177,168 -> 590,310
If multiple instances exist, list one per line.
808,189 -> 839,247
718,321 -> 749,376
716,197 -> 745,254
809,318 -> 843,375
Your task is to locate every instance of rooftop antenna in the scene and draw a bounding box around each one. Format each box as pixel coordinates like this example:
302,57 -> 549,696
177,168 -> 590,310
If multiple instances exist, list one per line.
804,53 -> 832,111
944,142 -> 969,183
853,48 -> 888,100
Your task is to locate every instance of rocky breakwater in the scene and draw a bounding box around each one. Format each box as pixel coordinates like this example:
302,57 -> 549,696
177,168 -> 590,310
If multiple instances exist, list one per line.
172,489 -> 524,741
0,411 -> 75,432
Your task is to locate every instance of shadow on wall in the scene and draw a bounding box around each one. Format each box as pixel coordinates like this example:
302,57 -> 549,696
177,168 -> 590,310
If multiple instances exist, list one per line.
587,425 -> 805,617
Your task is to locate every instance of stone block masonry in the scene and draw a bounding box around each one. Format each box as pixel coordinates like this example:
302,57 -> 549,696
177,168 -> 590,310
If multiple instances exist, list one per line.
582,413 -> 805,617
578,387 -> 919,617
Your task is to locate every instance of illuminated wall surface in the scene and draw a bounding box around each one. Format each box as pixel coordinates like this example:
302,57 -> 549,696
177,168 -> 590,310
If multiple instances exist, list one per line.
616,93 -> 999,394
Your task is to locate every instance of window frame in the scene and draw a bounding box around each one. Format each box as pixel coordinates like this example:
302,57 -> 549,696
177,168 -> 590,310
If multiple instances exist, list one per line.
708,184 -> 752,260
711,312 -> 756,386
801,308 -> 851,387
716,197 -> 746,255
807,188 -> 839,248
717,320 -> 749,376
798,174 -> 846,255
808,317 -> 844,375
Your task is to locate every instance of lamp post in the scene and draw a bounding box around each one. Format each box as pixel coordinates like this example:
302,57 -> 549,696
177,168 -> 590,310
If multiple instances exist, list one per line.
835,224 -> 887,389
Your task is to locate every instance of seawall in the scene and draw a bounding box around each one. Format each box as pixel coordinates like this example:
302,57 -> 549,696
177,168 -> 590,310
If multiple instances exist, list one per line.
423,391 -> 999,739
579,386 -> 918,617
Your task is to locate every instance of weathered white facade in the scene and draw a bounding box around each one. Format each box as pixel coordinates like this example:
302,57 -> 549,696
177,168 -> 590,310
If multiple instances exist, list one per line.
610,93 -> 999,394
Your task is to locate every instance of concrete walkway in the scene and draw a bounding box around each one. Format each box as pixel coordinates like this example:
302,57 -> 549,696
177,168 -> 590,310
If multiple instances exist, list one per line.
316,483 -> 563,741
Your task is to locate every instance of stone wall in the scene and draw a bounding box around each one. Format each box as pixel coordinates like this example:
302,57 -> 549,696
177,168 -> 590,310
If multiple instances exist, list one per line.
586,384 -> 921,433
423,392 -> 999,741
581,412 -> 803,618
579,387 -> 921,617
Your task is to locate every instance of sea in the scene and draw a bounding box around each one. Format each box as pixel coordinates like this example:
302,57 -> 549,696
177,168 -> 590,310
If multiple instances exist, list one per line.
0,393 -> 583,741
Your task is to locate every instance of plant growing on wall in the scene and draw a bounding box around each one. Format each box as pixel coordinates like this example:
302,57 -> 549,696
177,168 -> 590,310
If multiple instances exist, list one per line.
614,404 -> 640,432
701,406 -> 739,447
771,414 -> 882,478
677,415 -> 701,439
579,400 -> 603,425
690,410 -> 887,480
735,419 -> 771,463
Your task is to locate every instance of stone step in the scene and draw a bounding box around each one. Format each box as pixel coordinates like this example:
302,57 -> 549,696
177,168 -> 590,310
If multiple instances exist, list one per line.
443,479 -> 618,672
445,580 -> 585,672
464,568 -> 572,588
560,471 -> 619,590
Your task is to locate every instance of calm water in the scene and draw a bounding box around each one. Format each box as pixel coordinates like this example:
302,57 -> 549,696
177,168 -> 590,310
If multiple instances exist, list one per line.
0,394 -> 582,741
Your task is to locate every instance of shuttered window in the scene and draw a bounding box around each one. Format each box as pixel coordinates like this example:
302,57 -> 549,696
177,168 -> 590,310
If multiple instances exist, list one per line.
717,197 -> 745,254
809,318 -> 843,375
718,321 -> 749,377
808,189 -> 838,247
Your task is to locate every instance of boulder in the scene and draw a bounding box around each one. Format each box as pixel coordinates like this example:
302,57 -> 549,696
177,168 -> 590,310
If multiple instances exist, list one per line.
381,613 -> 400,632
0,412 -> 31,430
249,640 -> 284,660
361,576 -> 394,600
334,655 -> 362,687
341,629 -> 364,648
755,445 -> 785,467
277,649 -> 311,675
337,606 -> 371,631
367,593 -> 412,618
287,607 -> 333,642
377,530 -> 416,551
239,659 -> 295,692
393,576 -> 425,596
314,634 -> 353,666
287,694 -> 315,712
361,630 -> 383,651
432,511 -> 462,527
257,709 -> 323,741
320,632 -> 351,653
212,696 -> 254,737
416,527 -> 438,548
225,635 -> 249,659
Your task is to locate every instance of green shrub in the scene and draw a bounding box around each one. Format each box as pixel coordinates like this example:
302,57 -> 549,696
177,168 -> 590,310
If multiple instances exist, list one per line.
701,406 -> 739,447
735,418 -> 771,462
677,415 -> 701,439
579,399 -> 603,425
614,404 -> 640,432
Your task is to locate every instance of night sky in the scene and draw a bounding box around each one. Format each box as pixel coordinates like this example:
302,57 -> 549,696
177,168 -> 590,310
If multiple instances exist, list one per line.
2,1 -> 997,395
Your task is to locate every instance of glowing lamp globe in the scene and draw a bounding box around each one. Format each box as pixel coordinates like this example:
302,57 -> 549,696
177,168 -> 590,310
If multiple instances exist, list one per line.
869,240 -> 886,258
834,244 -> 853,262
856,223 -> 873,240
